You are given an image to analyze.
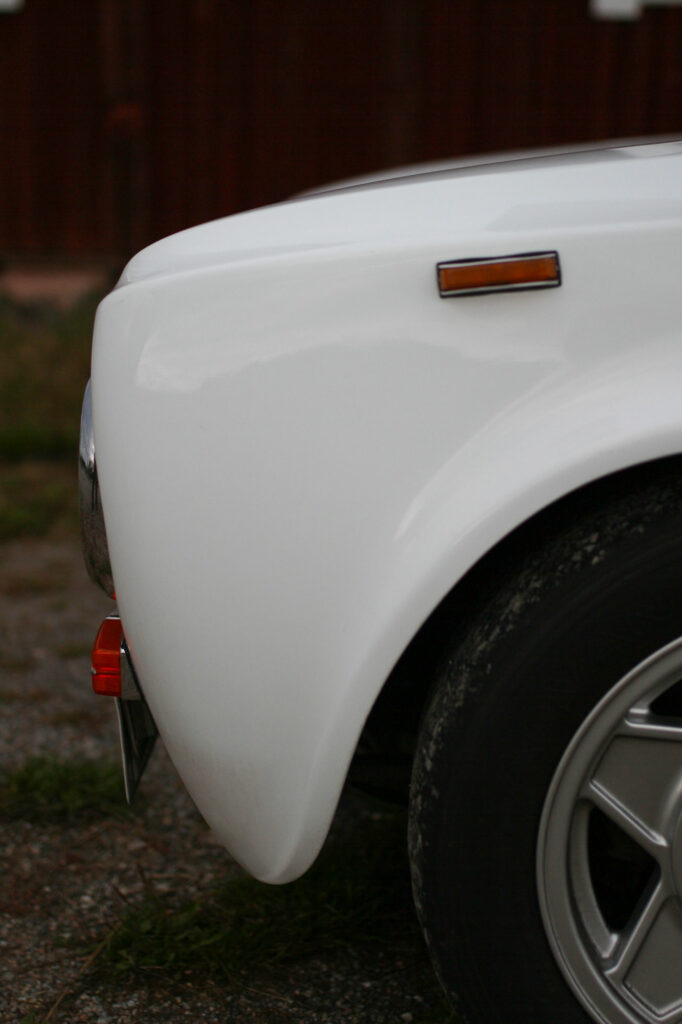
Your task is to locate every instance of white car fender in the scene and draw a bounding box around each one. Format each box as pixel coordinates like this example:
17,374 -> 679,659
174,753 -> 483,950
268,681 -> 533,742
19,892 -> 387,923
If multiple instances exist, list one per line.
92,143 -> 682,881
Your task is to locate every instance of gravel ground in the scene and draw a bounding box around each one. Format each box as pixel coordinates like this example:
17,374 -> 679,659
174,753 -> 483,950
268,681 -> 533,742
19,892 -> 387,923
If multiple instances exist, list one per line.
0,537 -> 453,1024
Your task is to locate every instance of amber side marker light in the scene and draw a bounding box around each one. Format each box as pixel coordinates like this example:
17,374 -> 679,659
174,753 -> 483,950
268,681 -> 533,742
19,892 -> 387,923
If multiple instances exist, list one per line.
437,251 -> 561,298
91,615 -> 123,697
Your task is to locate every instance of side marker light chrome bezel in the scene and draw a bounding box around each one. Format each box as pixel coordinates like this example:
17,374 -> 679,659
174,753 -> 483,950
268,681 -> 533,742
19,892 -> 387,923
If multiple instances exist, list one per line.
437,250 -> 562,298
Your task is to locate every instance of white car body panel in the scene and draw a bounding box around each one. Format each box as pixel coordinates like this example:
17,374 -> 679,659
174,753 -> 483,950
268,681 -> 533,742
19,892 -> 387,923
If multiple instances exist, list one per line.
92,141 -> 682,882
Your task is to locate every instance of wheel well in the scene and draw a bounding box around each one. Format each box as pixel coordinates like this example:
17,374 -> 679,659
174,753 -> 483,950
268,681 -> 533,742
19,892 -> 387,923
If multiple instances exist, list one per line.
348,454 -> 682,802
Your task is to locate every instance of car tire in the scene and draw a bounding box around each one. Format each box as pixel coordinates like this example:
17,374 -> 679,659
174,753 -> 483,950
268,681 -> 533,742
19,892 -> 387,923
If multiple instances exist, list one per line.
409,469 -> 682,1024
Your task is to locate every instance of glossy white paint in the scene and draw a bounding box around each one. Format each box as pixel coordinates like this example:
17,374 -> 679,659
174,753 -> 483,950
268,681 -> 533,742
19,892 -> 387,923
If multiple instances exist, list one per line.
92,141 -> 682,882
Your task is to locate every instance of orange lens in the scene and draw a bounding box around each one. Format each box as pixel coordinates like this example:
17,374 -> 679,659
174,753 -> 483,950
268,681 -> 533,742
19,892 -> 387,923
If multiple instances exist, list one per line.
438,252 -> 560,297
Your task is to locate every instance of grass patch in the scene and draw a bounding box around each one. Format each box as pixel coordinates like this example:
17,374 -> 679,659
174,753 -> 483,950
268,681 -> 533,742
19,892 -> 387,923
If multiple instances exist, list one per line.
0,295 -> 99,461
0,461 -> 78,540
98,812 -> 418,979
0,292 -> 100,539
0,756 -> 127,823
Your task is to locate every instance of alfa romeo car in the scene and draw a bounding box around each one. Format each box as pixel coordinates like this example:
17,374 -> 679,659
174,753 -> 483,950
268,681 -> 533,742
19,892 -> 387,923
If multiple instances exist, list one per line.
80,139 -> 682,1024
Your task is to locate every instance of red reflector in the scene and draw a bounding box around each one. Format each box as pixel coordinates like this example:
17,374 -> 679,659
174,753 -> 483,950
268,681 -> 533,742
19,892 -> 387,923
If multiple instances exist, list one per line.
92,616 -> 123,697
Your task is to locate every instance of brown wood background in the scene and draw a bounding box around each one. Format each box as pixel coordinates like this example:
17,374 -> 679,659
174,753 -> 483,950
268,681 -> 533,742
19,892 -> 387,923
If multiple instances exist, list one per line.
0,0 -> 680,260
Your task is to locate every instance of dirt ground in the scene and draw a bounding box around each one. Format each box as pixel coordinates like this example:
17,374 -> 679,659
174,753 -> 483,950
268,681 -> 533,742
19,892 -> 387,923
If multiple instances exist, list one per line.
0,536 -> 452,1024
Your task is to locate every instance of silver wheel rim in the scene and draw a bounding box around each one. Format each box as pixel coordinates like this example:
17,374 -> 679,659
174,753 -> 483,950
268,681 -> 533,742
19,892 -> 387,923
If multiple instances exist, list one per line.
538,637 -> 682,1024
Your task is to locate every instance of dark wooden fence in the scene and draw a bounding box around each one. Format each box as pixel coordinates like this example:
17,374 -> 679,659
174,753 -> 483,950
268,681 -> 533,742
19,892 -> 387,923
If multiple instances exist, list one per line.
1,0 -> 680,260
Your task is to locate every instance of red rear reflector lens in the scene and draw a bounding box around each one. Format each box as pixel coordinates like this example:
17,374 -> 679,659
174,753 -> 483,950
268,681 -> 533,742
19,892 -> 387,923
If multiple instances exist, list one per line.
437,251 -> 561,297
91,615 -> 123,697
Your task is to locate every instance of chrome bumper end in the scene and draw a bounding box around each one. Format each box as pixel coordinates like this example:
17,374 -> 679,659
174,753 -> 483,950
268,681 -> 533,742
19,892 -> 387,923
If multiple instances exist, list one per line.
78,380 -> 114,597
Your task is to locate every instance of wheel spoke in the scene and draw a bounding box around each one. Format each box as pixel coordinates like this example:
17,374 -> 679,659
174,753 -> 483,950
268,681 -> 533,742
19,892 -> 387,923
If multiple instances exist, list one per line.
605,879 -> 667,983
608,895 -> 682,1018
621,715 -> 682,743
586,779 -> 668,863
587,730 -> 682,850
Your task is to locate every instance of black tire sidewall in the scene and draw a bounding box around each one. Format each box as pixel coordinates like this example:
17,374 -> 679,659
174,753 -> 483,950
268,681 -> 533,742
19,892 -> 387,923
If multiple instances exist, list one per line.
410,490 -> 682,1024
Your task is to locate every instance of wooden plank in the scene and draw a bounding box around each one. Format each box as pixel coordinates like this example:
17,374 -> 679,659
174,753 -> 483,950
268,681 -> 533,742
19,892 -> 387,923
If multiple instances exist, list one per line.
0,0 -> 680,258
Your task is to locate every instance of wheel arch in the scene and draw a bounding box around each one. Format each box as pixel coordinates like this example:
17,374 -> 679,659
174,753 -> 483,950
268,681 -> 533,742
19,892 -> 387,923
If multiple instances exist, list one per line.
356,453 -> 682,795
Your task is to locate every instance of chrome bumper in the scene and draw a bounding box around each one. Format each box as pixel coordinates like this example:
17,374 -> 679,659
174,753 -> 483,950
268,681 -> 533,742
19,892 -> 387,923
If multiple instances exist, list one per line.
81,383 -> 158,802
78,380 -> 114,597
